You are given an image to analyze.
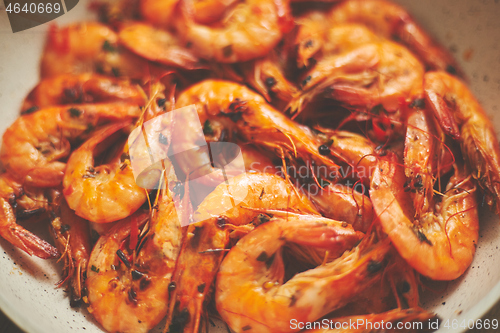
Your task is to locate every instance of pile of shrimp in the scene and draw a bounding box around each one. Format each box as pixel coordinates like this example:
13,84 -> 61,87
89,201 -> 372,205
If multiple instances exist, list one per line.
2,0 -> 500,332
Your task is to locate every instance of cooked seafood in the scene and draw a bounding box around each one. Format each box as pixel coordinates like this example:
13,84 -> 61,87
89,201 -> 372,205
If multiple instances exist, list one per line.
0,103 -> 141,187
167,172 -> 318,333
117,23 -> 204,70
1,0 -> 499,332
289,40 -> 425,114
174,79 -> 340,176
425,71 -> 500,214
295,0 -> 461,75
21,73 -> 146,114
310,183 -> 374,233
174,0 -> 293,62
86,187 -> 180,333
371,152 -> 479,280
63,122 -> 147,223
50,200 -> 92,307
216,221 -> 384,333
0,174 -> 58,259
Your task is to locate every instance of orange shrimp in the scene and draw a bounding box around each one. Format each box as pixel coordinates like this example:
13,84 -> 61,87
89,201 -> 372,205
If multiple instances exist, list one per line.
0,173 -> 58,259
41,22 -> 164,80
86,190 -> 179,333
216,223 -> 387,333
294,10 -> 329,68
424,71 -> 500,215
167,172 -> 318,333
0,103 -> 141,188
174,80 -> 340,178
21,73 -> 146,114
404,103 -> 436,218
370,151 -> 479,280
140,0 -> 180,27
140,0 -> 240,27
327,0 -> 462,75
63,122 -> 147,223
50,200 -> 92,307
174,0 -> 293,62
117,22 -> 205,70
288,41 -> 424,115
295,18 -> 381,69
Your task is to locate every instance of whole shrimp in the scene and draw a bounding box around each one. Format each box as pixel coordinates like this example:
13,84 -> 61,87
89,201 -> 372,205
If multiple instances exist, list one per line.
295,18 -> 380,69
288,41 -> 424,115
370,151 -> 479,280
216,217 -> 388,333
21,73 -> 146,114
63,121 -> 147,223
310,0 -> 462,75
0,102 -> 141,188
117,23 -> 205,70
41,22 -> 164,80
174,80 -> 340,177
86,184 -> 181,333
320,118 -> 478,280
50,200 -> 92,307
174,0 -> 293,62
424,71 -> 500,215
167,172 -> 318,333
0,173 -> 58,259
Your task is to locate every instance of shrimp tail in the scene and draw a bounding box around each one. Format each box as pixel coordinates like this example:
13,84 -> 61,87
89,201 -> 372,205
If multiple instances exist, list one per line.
0,197 -> 58,259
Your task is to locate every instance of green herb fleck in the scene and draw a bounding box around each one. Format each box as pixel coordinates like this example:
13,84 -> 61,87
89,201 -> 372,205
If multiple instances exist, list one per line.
203,120 -> 214,136
68,108 -> 82,118
159,133 -> 168,145
222,45 -> 233,58
21,106 -> 39,115
111,67 -> 120,77
102,40 -> 117,53
371,104 -> 385,115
